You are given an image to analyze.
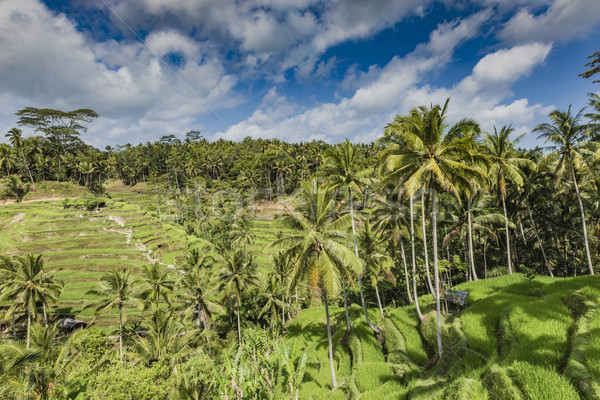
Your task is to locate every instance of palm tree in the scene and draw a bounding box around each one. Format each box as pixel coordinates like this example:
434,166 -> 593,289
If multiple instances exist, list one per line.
176,264 -> 224,331
534,107 -> 597,275
321,139 -> 380,333
0,256 -> 19,340
216,249 -> 259,347
381,99 -> 484,357
258,274 -> 286,333
136,264 -> 174,310
272,252 -> 290,324
267,179 -> 362,387
132,309 -> 196,367
1,254 -> 62,350
86,268 -> 134,365
359,220 -> 394,318
5,128 -> 34,184
441,192 -> 505,281
484,126 -> 533,274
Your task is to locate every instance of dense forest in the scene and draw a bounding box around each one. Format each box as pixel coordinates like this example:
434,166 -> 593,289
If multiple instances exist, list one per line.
0,47 -> 599,399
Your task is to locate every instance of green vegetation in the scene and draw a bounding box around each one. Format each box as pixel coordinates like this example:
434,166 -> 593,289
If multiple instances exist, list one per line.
2,47 -> 600,398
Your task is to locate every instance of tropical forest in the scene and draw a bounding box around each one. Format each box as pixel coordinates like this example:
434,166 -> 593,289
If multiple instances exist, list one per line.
1,33 -> 600,400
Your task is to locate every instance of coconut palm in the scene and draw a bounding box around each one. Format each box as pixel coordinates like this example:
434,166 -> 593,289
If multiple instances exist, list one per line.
371,192 -> 413,304
216,249 -> 260,347
267,178 -> 362,387
5,128 -> 34,184
484,126 -> 534,274
176,264 -> 224,331
1,254 -> 62,350
182,249 -> 214,272
321,139 -> 380,333
86,268 -> 134,365
441,192 -> 505,281
258,274 -> 286,333
132,309 -> 196,367
359,220 -> 395,318
272,252 -> 290,324
136,264 -> 174,310
381,99 -> 484,357
534,107 -> 597,275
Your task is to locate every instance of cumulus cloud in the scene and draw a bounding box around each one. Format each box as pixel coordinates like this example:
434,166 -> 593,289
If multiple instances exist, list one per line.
0,0 -> 239,144
216,32 -> 554,147
215,11 -> 491,142
498,0 -> 600,44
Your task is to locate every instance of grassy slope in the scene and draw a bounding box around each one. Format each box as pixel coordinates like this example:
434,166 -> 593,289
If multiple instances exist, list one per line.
0,184 -> 211,326
286,274 -> 600,399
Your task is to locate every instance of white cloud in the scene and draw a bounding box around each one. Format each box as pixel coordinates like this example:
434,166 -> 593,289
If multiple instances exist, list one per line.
498,0 -> 600,44
0,0 -> 240,145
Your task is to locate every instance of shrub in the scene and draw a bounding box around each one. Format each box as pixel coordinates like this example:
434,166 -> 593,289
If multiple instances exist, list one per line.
85,362 -> 174,400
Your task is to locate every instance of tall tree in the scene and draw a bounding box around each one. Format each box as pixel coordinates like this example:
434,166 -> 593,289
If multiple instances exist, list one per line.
86,268 -> 134,365
15,107 -> 98,156
216,249 -> 260,347
0,255 -> 62,350
267,179 -> 362,388
5,128 -> 34,184
322,139 -> 380,333
381,99 -> 484,357
534,107 -> 597,275
484,126 -> 533,274
136,264 -> 174,310
176,263 -> 224,331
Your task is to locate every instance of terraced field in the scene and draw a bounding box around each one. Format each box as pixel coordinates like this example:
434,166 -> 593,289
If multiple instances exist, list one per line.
288,274 -> 600,399
0,193 -> 209,325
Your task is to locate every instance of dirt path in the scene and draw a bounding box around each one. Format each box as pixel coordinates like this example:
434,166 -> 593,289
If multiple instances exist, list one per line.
9,212 -> 25,224
0,196 -> 79,205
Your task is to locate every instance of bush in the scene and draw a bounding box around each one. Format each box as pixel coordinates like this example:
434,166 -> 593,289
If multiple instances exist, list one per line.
85,362 -> 174,400
0,175 -> 29,201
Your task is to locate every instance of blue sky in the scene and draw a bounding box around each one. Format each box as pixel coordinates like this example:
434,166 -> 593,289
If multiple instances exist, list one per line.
0,0 -> 599,149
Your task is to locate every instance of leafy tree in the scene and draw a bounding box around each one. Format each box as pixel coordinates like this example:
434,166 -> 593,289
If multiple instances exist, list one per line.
579,45 -> 600,83
216,249 -> 260,347
86,268 -> 135,365
321,139 -> 380,333
176,263 -> 224,331
5,128 -> 34,184
534,107 -> 597,275
484,126 -> 533,274
1,254 -> 62,349
15,107 -> 98,157
381,99 -> 484,357
267,179 -> 362,387
136,264 -> 174,310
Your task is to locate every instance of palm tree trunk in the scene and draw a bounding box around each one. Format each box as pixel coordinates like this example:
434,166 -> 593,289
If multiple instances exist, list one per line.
400,240 -> 413,303
375,284 -> 384,319
432,189 -> 443,357
467,197 -> 478,280
526,201 -> 553,277
323,289 -> 337,388
282,292 -> 286,325
501,192 -> 513,274
26,310 -> 31,350
349,188 -> 380,333
43,303 -> 48,327
236,297 -> 242,347
571,164 -> 594,275
12,314 -> 16,340
21,149 -> 34,185
119,307 -> 123,365
421,189 -> 435,295
342,278 -> 352,332
410,194 -> 423,320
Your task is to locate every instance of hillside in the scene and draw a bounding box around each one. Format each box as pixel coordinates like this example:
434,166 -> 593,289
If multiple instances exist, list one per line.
287,274 -> 600,399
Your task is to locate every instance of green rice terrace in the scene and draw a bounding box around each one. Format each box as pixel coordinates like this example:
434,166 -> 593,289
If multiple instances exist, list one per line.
2,185 -> 600,398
